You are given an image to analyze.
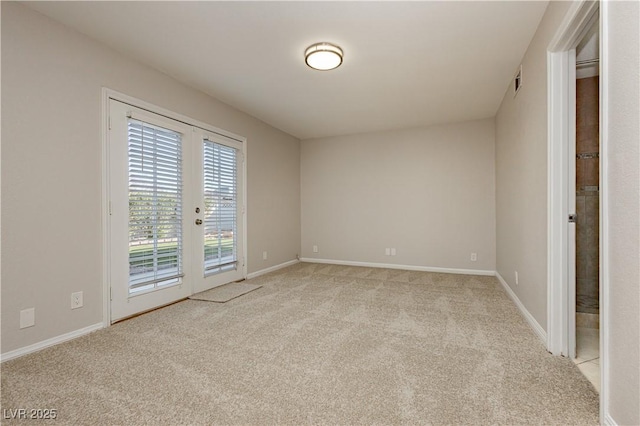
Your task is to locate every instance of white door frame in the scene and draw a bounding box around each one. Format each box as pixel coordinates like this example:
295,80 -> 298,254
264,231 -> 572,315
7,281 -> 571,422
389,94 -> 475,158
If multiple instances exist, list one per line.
108,100 -> 195,322
546,0 -> 608,422
101,88 -> 248,325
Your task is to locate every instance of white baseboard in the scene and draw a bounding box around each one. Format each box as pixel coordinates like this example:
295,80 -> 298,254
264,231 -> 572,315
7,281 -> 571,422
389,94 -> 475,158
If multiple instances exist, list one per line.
1,322 -> 104,363
495,272 -> 547,343
246,259 -> 299,280
299,257 -> 495,276
603,413 -> 618,426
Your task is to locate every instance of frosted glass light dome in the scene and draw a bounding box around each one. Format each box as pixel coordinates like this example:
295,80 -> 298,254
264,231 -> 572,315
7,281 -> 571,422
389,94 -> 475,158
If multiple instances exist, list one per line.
305,43 -> 343,71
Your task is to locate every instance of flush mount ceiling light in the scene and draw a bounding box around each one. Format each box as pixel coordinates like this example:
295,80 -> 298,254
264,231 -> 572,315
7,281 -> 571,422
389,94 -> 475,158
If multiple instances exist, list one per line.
305,42 -> 343,71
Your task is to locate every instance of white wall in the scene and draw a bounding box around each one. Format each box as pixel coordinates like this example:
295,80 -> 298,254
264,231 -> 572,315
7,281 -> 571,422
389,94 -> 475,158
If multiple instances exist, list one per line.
605,1 -> 639,424
495,1 -> 572,331
301,119 -> 496,273
1,2 -> 300,354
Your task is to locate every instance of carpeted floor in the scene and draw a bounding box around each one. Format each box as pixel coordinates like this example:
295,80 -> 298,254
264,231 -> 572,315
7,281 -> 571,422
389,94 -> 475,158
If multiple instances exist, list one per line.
189,282 -> 262,303
1,263 -> 599,425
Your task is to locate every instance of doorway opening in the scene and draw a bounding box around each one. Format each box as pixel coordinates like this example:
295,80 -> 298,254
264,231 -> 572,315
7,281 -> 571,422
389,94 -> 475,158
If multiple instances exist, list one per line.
102,90 -> 247,324
546,0 -> 606,419
573,18 -> 600,392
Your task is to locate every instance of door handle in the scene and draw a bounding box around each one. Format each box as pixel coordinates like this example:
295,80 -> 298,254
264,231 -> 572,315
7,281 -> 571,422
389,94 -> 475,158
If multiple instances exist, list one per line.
195,219 -> 203,225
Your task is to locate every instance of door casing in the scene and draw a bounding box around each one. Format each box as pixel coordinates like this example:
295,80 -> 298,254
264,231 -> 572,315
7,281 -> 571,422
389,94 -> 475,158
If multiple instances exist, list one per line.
546,0 -> 607,422
102,88 -> 247,324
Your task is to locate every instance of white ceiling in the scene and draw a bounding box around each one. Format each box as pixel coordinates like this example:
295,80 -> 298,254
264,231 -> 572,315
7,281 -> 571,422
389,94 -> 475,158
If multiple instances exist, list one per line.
26,1 -> 549,140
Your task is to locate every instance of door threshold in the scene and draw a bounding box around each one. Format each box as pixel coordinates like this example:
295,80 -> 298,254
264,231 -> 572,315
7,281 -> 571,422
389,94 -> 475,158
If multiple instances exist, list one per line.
111,297 -> 189,324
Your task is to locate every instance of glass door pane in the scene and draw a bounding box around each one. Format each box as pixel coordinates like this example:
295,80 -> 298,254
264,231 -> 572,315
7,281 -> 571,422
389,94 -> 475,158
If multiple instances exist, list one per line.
109,99 -> 193,322
128,120 -> 184,293
203,140 -> 238,275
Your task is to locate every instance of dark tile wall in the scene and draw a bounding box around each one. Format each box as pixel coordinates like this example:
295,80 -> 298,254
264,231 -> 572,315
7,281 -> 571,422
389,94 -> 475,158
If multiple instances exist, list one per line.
575,76 -> 599,314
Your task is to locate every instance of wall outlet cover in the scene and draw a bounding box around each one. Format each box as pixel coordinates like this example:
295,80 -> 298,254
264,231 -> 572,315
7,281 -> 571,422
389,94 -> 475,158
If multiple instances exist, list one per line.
20,308 -> 35,329
71,291 -> 83,309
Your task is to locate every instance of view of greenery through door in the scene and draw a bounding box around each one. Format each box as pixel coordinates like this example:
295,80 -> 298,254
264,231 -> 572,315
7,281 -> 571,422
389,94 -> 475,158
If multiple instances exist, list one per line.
127,120 -> 184,293
127,127 -> 239,293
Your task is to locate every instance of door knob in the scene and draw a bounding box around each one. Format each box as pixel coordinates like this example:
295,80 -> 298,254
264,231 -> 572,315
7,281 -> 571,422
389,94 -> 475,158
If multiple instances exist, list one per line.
195,219 -> 203,225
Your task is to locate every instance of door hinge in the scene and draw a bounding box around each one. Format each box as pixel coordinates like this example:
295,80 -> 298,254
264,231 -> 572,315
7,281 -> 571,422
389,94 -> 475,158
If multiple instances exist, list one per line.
109,287 -> 112,301
109,201 -> 112,216
568,213 -> 577,223
108,116 -> 112,130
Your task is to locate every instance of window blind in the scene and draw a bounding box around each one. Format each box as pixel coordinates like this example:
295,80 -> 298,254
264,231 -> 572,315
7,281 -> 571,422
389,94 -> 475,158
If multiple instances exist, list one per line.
128,119 -> 183,292
203,140 -> 238,275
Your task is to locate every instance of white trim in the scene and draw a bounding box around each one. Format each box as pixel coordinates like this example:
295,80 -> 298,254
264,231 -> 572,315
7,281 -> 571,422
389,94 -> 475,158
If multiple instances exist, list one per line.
548,0 -> 600,52
241,150 -> 248,282
246,259 -> 299,280
603,413 -> 618,426
599,2 -> 610,423
546,0 -> 600,357
566,48 -> 578,360
101,88 -> 111,327
0,323 -> 104,363
547,48 -> 572,356
103,88 -> 245,143
300,258 -> 495,276
496,272 -> 547,344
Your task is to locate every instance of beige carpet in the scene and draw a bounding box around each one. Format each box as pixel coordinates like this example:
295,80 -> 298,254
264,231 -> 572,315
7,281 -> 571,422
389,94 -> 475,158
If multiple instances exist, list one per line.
1,263 -> 598,425
189,282 -> 262,303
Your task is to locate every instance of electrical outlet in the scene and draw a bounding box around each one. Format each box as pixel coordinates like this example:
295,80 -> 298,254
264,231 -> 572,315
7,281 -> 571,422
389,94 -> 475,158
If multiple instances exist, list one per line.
71,291 -> 83,309
262,251 -> 268,261
313,245 -> 318,253
20,308 -> 35,329
385,248 -> 391,256
515,271 -> 519,285
391,248 -> 397,256
471,253 -> 477,262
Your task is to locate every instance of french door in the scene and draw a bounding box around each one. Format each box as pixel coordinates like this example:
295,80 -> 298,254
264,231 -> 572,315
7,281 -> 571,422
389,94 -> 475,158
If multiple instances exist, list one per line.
108,99 -> 244,322
192,130 -> 244,293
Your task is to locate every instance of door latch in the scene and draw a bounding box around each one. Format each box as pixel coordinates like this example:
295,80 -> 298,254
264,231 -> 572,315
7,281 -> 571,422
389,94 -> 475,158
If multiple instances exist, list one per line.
568,213 -> 577,223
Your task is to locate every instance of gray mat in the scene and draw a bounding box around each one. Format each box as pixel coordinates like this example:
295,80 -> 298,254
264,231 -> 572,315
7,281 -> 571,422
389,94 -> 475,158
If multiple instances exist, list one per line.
189,282 -> 262,303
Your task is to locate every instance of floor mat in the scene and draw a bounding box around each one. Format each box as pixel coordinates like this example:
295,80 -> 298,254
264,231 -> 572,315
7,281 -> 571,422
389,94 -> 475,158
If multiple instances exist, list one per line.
188,282 -> 262,303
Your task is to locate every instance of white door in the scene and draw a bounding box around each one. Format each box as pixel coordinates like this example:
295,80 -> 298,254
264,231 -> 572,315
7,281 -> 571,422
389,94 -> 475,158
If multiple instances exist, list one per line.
108,99 -> 244,322
191,130 -> 244,293
568,49 -> 577,359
